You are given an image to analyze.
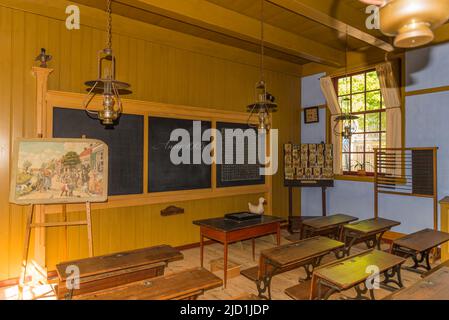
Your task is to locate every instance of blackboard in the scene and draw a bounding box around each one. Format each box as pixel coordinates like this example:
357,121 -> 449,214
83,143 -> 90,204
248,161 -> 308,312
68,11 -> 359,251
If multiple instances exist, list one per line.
412,149 -> 434,195
148,117 -> 212,192
53,107 -> 144,196
216,122 -> 265,187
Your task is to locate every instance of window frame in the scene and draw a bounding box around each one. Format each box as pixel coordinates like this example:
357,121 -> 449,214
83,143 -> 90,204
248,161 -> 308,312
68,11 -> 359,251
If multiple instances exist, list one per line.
333,69 -> 386,177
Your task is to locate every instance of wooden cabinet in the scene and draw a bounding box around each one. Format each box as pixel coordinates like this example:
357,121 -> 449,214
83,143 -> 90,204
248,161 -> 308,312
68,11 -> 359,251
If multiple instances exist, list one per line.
440,197 -> 449,262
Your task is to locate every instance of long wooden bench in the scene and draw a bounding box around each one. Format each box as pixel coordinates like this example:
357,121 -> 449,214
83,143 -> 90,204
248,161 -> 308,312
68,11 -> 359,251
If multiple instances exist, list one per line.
74,268 -> 222,300
56,245 -> 183,299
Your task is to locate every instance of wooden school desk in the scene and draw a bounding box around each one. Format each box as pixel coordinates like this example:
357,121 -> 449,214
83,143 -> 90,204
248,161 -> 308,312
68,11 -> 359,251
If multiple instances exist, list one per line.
310,249 -> 406,300
342,218 -> 401,255
392,228 -> 449,273
301,214 -> 359,240
242,236 -> 344,299
193,215 -> 284,288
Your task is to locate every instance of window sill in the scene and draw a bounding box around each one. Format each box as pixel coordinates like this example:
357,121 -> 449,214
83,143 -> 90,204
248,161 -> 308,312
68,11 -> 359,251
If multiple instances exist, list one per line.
335,174 -> 374,183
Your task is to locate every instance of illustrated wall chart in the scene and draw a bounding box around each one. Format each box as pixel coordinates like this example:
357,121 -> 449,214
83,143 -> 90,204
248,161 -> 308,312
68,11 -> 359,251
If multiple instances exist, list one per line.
10,138 -> 109,205
284,143 -> 334,181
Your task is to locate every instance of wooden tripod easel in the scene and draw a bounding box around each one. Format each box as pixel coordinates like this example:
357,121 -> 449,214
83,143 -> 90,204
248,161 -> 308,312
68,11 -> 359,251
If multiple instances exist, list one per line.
18,202 -> 93,299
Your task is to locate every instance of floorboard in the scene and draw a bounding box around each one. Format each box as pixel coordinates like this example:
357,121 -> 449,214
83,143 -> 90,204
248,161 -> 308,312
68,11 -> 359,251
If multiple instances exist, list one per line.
0,230 -> 436,300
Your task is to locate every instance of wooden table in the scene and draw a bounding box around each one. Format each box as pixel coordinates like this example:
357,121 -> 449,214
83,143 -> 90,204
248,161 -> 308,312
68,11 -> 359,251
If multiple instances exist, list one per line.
193,215 -> 284,288
385,267 -> 449,300
310,249 -> 406,300
392,228 -> 449,273
301,214 -> 358,240
75,268 -> 222,300
343,218 -> 401,255
56,245 -> 183,299
242,236 -> 345,299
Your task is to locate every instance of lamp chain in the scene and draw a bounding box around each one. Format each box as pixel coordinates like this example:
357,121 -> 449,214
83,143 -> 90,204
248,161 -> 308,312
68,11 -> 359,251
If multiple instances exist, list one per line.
260,0 -> 265,82
107,0 -> 112,50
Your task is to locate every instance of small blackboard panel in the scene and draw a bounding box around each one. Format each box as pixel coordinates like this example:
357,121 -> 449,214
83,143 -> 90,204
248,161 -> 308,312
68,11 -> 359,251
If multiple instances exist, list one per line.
53,107 -> 144,196
412,150 -> 434,195
148,117 -> 211,192
216,122 -> 265,188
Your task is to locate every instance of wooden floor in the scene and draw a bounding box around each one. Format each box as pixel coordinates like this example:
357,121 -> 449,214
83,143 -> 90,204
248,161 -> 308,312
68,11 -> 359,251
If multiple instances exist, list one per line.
0,230 -> 437,300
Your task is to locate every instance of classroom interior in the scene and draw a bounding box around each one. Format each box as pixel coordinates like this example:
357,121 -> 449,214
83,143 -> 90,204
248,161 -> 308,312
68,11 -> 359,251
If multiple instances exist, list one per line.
1,0 -> 449,301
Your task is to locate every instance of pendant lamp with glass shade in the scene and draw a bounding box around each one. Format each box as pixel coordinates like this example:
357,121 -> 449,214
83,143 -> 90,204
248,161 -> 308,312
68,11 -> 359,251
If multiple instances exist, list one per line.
334,27 -> 359,141
247,0 -> 278,131
83,0 -> 132,126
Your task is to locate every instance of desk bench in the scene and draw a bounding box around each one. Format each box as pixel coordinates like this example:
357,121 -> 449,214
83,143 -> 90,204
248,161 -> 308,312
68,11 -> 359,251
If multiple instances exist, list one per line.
301,214 -> 358,240
310,249 -> 406,300
75,268 -> 222,300
241,236 -> 344,300
56,245 -> 183,300
343,218 -> 400,255
392,228 -> 449,273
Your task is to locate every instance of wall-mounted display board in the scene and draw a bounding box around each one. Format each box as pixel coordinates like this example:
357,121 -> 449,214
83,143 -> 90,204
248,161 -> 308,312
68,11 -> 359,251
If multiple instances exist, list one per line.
148,117 -> 211,192
10,138 -> 108,204
53,107 -> 143,196
216,122 -> 265,188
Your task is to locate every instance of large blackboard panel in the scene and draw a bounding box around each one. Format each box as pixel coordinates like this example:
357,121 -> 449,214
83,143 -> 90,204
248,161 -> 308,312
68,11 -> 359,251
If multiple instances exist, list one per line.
148,117 -> 211,192
53,107 -> 144,196
216,122 -> 265,187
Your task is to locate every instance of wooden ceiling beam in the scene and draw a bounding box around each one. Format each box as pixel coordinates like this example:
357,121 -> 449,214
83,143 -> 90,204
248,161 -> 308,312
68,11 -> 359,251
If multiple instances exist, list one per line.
267,0 -> 394,52
111,0 -> 346,67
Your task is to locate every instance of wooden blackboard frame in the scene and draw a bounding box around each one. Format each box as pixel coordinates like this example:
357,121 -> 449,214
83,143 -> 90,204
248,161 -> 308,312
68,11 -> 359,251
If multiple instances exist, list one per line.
43,90 -> 272,214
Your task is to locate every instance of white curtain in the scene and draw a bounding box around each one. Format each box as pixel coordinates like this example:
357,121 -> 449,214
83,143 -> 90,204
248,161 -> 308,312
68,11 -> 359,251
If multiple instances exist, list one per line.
320,76 -> 342,175
376,62 -> 402,176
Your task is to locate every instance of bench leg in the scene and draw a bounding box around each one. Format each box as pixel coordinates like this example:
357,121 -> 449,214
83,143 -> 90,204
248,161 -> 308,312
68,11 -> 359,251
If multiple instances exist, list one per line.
408,250 -> 432,273
256,275 -> 274,300
381,265 -> 404,290
315,280 -> 339,300
301,256 -> 323,282
393,246 -> 432,274
344,232 -> 359,256
344,282 -> 375,301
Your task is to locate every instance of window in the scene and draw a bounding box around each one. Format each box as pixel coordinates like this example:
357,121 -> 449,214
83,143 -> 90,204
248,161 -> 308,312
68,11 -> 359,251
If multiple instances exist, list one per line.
336,70 -> 386,175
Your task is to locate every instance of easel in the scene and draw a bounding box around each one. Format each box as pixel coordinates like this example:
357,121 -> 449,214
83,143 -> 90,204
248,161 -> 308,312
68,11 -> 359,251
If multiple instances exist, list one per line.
18,202 -> 93,299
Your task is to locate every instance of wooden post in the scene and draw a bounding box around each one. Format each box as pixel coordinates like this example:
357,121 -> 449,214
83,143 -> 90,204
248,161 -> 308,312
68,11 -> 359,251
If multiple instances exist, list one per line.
18,204 -> 35,299
86,202 -> 94,257
321,186 -> 327,217
288,186 -> 293,232
374,148 -> 378,219
264,128 -> 273,215
433,147 -> 438,231
31,67 -> 53,275
62,204 -> 68,261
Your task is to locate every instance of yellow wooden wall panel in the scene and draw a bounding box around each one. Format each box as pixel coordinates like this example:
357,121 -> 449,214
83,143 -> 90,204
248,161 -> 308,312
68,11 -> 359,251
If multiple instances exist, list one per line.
0,3 -> 301,280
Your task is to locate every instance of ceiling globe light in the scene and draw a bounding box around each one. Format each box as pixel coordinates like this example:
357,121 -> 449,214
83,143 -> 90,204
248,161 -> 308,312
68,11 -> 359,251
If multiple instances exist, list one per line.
360,0 -> 449,48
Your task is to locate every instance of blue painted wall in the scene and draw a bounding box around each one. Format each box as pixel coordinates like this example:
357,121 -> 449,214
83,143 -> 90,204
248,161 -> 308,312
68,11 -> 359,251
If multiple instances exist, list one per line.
300,42 -> 449,234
